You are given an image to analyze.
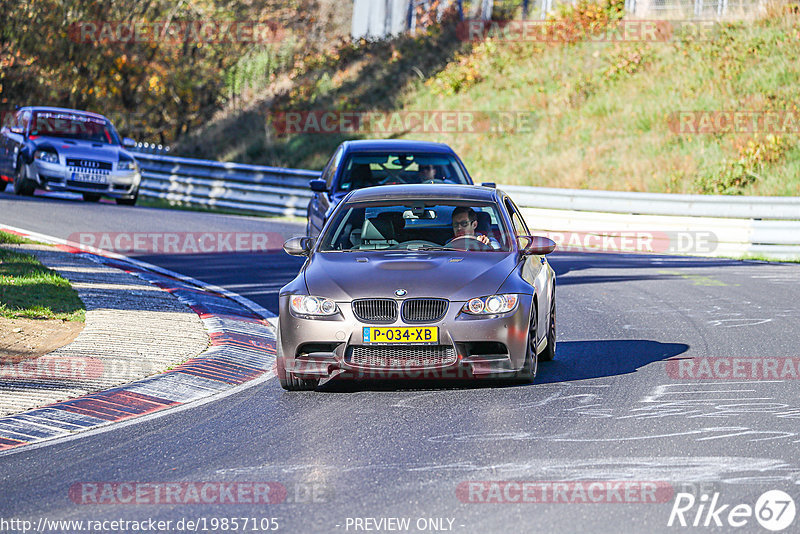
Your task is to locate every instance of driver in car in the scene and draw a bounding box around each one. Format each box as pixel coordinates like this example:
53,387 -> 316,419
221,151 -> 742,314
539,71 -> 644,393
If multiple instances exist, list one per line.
451,207 -> 499,249
418,164 -> 437,181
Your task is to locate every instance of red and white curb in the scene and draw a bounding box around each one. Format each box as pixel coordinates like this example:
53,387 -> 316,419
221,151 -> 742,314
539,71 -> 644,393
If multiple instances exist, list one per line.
0,225 -> 278,453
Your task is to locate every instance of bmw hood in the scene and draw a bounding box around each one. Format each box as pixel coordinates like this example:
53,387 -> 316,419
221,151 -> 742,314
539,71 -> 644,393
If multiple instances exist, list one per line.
303,251 -> 519,302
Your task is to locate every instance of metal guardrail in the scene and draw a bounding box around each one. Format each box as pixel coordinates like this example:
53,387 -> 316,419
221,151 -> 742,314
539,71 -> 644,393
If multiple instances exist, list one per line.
133,152 -> 319,218
131,150 -> 800,259
500,185 -> 800,220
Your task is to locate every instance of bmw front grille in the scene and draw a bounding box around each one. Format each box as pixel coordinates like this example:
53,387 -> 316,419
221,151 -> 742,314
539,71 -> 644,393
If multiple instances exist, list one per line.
352,299 -> 398,323
347,345 -> 457,368
401,298 -> 448,323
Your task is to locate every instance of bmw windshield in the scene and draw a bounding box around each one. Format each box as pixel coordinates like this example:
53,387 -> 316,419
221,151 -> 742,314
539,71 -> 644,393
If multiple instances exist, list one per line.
337,153 -> 470,192
319,201 -> 512,252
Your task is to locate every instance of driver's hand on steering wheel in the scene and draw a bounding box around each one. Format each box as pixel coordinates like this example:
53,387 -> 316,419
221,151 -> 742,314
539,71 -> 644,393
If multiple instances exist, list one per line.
476,234 -> 490,245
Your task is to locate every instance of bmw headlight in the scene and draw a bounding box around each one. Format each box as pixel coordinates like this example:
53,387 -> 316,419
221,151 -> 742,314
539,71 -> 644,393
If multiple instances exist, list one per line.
34,150 -> 58,164
463,294 -> 519,315
118,159 -> 138,172
290,295 -> 339,316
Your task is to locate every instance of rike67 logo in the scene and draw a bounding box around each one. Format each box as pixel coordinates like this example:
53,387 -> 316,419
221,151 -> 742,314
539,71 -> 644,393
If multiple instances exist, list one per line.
668,490 -> 796,531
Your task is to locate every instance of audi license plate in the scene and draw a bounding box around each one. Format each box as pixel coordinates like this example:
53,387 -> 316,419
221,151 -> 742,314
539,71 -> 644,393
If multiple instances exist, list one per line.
71,172 -> 107,184
363,326 -> 438,344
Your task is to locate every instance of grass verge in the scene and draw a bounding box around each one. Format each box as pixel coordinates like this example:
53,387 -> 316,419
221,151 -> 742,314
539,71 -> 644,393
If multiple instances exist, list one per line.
0,231 -> 34,245
0,232 -> 86,322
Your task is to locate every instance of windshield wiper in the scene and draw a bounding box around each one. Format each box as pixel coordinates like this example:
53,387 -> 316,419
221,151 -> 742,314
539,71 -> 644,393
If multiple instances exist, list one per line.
409,246 -> 460,251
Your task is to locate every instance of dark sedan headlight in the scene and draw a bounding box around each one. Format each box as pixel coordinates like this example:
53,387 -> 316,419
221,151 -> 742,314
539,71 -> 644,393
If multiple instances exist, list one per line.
34,150 -> 58,164
290,295 -> 339,316
118,159 -> 138,171
463,294 -> 519,315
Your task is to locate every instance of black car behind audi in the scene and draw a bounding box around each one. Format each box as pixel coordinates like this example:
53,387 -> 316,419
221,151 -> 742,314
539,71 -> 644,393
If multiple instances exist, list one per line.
306,140 -> 474,237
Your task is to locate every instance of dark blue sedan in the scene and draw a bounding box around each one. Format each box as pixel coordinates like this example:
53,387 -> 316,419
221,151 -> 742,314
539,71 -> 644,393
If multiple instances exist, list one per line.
306,140 -> 474,237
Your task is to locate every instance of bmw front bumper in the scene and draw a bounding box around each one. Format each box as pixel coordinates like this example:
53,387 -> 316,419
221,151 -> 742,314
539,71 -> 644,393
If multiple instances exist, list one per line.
277,294 -> 534,381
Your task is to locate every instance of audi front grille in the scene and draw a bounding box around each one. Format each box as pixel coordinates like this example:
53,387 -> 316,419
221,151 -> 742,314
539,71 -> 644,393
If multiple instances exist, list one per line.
66,158 -> 113,171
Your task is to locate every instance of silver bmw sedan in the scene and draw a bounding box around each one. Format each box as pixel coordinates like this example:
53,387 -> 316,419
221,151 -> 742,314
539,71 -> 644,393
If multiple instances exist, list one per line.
277,184 -> 556,390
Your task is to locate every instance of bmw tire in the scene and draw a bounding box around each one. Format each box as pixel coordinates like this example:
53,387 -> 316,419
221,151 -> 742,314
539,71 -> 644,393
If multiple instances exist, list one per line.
539,288 -> 556,362
515,308 -> 539,383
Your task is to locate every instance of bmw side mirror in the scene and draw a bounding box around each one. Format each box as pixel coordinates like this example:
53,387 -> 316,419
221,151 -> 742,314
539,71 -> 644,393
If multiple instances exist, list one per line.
122,137 -> 136,148
309,179 -> 327,193
283,236 -> 316,256
519,235 -> 556,255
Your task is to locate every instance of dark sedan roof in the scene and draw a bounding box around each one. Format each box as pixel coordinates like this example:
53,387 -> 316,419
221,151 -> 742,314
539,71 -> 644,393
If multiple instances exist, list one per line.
19,106 -> 107,120
342,139 -> 456,154
345,184 -> 500,203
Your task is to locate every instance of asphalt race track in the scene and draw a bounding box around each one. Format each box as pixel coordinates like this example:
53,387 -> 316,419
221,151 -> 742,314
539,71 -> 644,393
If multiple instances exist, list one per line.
2,192 -> 800,533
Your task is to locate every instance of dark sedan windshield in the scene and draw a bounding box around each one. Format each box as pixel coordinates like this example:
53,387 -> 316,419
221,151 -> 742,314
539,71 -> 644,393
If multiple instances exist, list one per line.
319,201 -> 511,252
337,153 -> 469,192
29,111 -> 120,145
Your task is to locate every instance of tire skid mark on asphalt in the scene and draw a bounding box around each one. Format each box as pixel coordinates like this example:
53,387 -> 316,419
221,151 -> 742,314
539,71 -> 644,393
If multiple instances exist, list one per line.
0,228 -> 277,453
425,426 -> 799,444
213,456 -> 800,485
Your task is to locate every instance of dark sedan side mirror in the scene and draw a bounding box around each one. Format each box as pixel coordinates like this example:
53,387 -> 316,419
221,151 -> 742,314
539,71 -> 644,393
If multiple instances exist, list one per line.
122,137 -> 136,148
283,236 -> 316,256
309,179 -> 327,193
518,235 -> 556,255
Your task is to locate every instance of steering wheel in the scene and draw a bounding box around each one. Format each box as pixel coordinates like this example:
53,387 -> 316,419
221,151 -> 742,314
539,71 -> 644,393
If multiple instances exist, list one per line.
444,235 -> 493,251
395,240 -> 440,250
376,165 -> 409,185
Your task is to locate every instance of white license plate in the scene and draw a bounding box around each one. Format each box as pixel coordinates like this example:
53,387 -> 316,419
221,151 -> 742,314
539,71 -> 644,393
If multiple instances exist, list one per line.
71,172 -> 107,184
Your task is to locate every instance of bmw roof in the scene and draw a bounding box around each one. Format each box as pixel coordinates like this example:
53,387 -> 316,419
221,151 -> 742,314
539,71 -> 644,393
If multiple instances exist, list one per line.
341,139 -> 457,154
344,183 -> 501,203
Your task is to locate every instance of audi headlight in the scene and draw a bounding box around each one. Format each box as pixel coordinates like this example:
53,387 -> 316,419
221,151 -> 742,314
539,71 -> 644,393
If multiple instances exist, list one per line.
118,159 -> 138,172
290,295 -> 338,316
462,294 -> 519,315
34,150 -> 58,164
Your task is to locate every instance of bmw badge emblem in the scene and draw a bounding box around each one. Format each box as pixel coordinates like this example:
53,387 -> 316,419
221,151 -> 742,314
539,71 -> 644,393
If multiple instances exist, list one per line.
395,289 -> 407,297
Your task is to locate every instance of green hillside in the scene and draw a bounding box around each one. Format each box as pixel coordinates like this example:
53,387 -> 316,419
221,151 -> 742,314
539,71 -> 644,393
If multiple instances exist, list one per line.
178,0 -> 800,196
